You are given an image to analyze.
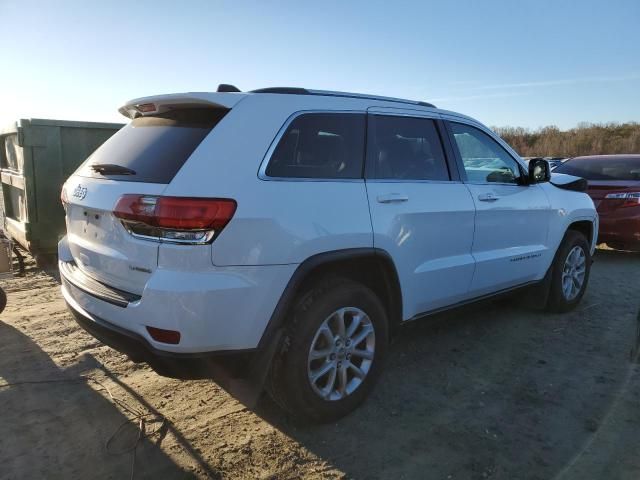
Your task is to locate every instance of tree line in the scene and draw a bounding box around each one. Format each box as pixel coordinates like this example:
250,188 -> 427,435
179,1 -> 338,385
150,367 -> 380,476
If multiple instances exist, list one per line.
493,122 -> 640,158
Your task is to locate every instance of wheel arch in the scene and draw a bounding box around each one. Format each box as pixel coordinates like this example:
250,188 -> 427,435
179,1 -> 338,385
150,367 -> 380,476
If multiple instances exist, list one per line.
567,219 -> 594,247
257,248 -> 403,352
545,218 -> 595,275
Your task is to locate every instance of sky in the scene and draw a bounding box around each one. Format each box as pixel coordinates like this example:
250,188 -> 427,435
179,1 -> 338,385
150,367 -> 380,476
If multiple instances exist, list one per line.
1,0 -> 639,130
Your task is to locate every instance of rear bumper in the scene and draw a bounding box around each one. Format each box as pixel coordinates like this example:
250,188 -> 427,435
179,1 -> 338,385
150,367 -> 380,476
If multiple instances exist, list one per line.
66,296 -> 230,361
58,234 -> 293,402
58,235 -> 296,353
66,296 -> 254,378
66,295 -> 283,406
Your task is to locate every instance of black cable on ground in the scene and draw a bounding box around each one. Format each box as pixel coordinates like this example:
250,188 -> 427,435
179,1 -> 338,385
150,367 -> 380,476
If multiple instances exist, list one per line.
0,375 -> 166,480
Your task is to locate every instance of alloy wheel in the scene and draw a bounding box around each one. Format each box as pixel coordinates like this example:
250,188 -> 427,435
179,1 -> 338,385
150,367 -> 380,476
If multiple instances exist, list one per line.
561,245 -> 586,300
307,307 -> 376,401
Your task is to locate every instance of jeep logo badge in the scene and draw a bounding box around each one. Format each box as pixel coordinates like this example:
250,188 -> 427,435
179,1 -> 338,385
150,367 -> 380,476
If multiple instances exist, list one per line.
72,184 -> 87,200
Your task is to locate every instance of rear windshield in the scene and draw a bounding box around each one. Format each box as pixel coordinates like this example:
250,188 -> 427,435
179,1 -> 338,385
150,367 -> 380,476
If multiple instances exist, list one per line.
76,108 -> 228,183
554,156 -> 640,181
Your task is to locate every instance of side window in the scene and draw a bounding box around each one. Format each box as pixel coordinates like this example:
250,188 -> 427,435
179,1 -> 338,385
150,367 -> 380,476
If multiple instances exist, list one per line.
266,113 -> 365,179
367,115 -> 450,181
449,122 -> 522,184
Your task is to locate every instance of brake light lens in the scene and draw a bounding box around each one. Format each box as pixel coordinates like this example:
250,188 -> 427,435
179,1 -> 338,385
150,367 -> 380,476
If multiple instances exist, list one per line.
135,103 -> 157,113
61,185 -> 69,206
113,195 -> 236,244
155,197 -> 237,230
604,192 -> 640,208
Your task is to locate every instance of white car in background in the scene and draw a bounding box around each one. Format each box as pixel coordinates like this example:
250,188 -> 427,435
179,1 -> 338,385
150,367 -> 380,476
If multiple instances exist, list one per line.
59,85 -> 598,422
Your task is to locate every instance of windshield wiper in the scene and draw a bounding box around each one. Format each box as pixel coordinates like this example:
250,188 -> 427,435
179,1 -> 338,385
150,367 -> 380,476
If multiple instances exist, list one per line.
90,164 -> 136,176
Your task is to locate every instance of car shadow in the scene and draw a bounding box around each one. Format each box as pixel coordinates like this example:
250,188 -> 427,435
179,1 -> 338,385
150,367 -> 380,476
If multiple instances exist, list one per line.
251,265 -> 640,479
0,320 -> 219,479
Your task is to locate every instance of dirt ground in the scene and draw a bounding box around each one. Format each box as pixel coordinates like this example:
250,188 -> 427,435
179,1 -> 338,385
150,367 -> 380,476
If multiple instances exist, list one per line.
1,248 -> 640,480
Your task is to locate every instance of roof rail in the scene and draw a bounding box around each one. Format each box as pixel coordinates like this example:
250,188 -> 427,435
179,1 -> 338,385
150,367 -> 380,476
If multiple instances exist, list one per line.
251,87 -> 310,95
308,89 -> 436,108
249,86 -> 435,108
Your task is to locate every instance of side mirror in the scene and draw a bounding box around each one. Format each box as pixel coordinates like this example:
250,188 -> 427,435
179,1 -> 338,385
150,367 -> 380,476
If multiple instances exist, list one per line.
528,158 -> 551,184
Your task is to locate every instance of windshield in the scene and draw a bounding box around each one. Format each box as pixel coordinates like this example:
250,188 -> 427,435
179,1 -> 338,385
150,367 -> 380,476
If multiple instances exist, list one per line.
75,108 -> 228,183
554,156 -> 640,181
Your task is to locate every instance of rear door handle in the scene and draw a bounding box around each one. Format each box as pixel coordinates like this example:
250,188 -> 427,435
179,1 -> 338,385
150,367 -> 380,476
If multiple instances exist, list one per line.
478,193 -> 499,202
377,193 -> 409,204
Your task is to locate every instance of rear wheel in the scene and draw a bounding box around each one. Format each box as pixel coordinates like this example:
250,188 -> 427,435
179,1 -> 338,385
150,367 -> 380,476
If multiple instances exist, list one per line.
268,277 -> 389,423
547,230 -> 591,312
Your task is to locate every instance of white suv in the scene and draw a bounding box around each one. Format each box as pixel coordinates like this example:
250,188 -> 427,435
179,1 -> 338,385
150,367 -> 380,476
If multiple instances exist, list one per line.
59,85 -> 598,422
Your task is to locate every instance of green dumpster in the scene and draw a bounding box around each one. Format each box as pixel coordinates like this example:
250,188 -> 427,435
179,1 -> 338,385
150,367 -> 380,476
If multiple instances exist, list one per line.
0,119 -> 123,265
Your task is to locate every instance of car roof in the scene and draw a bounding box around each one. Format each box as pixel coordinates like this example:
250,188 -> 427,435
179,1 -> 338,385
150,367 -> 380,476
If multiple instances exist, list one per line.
252,87 -> 436,108
120,86 -> 478,125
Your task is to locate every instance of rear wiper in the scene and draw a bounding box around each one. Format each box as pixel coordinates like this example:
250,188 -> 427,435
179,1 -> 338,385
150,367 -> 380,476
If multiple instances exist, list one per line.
90,164 -> 136,176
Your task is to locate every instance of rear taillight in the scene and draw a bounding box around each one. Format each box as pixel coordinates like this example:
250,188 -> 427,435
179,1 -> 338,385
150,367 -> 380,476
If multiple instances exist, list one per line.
113,195 -> 236,244
604,192 -> 640,208
61,185 -> 68,206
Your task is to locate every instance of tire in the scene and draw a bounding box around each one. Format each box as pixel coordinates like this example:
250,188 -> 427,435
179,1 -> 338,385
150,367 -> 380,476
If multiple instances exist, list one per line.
0,287 -> 6,314
268,276 -> 389,423
546,230 -> 591,312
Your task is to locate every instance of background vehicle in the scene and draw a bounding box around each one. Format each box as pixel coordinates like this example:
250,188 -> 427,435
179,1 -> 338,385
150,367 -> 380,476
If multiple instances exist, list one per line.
554,155 -> 640,251
59,86 -> 598,422
546,157 -> 567,170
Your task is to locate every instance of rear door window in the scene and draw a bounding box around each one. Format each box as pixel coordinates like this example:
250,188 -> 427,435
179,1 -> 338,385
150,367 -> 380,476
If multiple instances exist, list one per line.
76,108 -> 228,183
265,113 -> 365,179
366,115 -> 450,181
554,156 -> 640,180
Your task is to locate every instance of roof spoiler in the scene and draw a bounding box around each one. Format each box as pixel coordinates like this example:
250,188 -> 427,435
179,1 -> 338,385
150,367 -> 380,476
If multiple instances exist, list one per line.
118,91 -> 246,119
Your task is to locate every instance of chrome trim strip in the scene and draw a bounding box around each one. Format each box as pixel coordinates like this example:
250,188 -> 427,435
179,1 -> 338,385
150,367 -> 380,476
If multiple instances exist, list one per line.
364,179 -> 462,185
120,220 -> 216,245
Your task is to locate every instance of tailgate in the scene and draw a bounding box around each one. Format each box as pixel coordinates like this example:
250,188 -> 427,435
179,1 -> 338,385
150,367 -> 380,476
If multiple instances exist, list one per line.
63,176 -> 166,295
61,101 -> 234,295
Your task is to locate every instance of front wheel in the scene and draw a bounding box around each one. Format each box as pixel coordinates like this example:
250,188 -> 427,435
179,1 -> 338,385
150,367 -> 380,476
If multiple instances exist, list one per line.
547,230 -> 591,312
268,277 -> 389,423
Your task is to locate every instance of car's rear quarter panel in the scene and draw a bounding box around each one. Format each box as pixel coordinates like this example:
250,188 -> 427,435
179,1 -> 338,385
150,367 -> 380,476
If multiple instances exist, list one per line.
163,94 -> 375,267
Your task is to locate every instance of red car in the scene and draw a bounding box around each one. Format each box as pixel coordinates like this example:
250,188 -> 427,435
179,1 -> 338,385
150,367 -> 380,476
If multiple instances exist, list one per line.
554,155 -> 640,251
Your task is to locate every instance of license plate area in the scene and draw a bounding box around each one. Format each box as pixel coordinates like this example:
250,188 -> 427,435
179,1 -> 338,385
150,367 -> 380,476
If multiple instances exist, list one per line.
77,208 -> 108,241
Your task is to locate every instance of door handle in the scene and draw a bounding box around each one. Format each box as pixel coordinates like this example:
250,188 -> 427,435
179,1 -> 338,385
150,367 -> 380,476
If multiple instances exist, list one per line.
478,193 -> 499,202
377,193 -> 409,204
